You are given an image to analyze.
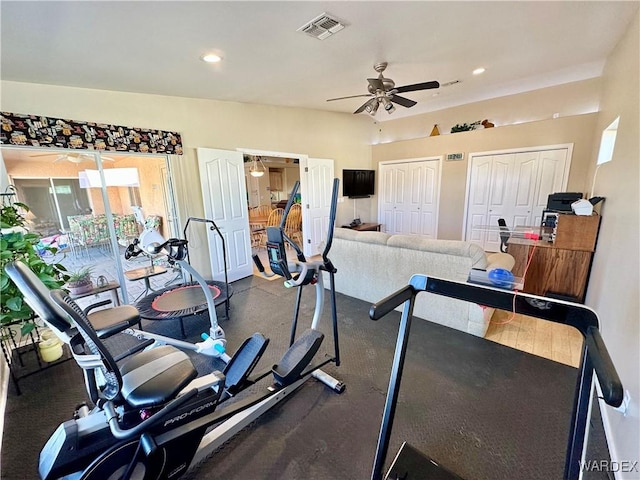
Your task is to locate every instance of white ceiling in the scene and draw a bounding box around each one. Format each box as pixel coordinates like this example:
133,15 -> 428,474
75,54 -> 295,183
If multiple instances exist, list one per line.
1,1 -> 638,121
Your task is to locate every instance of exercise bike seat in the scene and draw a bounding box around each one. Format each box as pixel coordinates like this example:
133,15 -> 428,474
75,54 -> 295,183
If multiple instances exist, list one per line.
52,289 -> 198,409
88,305 -> 141,337
5,261 -> 141,340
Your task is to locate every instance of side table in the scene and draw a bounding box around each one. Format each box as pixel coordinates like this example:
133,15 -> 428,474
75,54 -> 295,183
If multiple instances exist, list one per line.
69,280 -> 121,306
125,265 -> 168,302
342,223 -> 381,232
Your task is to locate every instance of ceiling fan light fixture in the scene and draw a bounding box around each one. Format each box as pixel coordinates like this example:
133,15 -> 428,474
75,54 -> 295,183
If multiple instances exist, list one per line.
365,100 -> 379,116
249,156 -> 266,177
381,97 -> 395,113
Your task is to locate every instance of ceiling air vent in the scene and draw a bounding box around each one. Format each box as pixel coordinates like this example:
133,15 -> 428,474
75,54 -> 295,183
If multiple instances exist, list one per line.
297,13 -> 345,40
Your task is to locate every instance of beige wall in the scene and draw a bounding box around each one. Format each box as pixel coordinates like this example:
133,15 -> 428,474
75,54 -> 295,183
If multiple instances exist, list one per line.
373,113 -> 598,239
585,11 -> 639,473
1,82 -> 374,274
375,77 -> 602,143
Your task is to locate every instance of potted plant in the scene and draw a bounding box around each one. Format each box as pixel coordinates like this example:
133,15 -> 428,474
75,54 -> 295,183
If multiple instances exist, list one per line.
66,266 -> 94,295
1,198 -> 68,336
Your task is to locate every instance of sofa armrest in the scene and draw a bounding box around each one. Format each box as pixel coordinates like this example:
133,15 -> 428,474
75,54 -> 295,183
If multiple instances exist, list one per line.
486,252 -> 515,272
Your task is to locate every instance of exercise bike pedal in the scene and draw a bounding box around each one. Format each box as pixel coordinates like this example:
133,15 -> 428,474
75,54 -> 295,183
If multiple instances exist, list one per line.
223,333 -> 269,395
272,329 -> 324,386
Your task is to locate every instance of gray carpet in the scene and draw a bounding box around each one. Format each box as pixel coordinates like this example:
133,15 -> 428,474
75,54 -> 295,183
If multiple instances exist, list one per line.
2,275 -> 612,479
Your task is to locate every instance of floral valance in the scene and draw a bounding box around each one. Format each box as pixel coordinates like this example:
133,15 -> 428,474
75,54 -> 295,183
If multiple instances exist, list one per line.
1,111 -> 183,155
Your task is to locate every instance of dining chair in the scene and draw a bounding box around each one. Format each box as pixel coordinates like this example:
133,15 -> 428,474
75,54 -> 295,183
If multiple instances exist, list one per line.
284,203 -> 303,248
250,204 -> 272,218
257,208 -> 284,249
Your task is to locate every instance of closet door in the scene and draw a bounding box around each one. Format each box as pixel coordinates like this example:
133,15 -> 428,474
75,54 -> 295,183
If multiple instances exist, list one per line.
379,159 -> 440,236
507,152 -> 539,225
408,160 -> 439,237
466,154 -> 514,251
379,163 -> 407,234
465,147 -> 569,251
532,149 -> 568,226
465,155 -> 496,247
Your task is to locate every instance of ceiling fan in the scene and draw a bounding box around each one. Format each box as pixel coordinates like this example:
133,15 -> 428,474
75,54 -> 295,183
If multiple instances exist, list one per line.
29,153 -> 115,163
326,62 -> 441,115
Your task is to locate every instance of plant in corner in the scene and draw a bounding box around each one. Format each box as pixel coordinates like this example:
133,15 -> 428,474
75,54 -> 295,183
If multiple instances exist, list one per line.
0,201 -> 68,336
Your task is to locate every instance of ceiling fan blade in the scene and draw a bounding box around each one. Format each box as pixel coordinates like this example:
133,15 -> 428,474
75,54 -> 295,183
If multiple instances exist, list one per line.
367,78 -> 385,91
390,95 -> 417,108
326,94 -> 373,102
354,99 -> 376,114
396,81 -> 440,93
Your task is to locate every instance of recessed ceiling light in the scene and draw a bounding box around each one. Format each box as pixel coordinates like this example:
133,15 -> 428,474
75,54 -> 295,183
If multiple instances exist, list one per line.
472,67 -> 486,75
201,53 -> 222,63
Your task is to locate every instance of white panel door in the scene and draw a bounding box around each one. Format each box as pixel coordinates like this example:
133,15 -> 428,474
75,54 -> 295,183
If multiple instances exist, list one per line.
465,155 -> 494,246
379,159 -> 441,236
392,165 -> 408,234
465,147 -> 570,251
379,165 -> 397,233
407,160 -> 441,239
532,149 -> 568,226
379,162 -> 407,234
510,152 -> 539,227
197,148 -> 253,282
300,157 -> 334,256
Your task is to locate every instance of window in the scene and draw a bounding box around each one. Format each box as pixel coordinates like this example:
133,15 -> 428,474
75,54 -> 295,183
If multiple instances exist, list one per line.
597,117 -> 619,165
13,178 -> 90,234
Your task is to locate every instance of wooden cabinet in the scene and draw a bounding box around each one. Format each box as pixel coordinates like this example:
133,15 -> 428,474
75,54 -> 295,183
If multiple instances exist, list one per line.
269,168 -> 283,191
507,213 -> 601,302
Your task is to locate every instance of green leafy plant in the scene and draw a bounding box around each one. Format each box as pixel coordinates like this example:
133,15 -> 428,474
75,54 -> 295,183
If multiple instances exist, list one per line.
451,121 -> 481,133
67,266 -> 93,284
0,201 -> 68,336
66,265 -> 94,294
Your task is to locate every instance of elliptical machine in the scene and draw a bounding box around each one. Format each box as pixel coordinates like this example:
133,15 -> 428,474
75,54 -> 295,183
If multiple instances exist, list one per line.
10,178 -> 344,480
253,179 -> 343,390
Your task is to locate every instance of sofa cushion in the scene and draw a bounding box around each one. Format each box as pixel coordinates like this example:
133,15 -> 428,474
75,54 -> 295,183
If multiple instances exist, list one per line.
387,235 -> 488,270
334,228 -> 390,245
327,228 -> 514,337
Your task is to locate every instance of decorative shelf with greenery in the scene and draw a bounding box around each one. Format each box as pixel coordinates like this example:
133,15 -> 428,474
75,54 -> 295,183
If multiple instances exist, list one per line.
450,121 -> 481,133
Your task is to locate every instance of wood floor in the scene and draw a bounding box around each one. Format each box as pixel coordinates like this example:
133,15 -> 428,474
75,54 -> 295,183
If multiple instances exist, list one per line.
485,309 -> 583,368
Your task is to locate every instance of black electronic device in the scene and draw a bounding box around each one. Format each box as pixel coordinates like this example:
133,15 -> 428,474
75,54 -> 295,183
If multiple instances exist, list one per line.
546,192 -> 582,212
343,169 -> 375,198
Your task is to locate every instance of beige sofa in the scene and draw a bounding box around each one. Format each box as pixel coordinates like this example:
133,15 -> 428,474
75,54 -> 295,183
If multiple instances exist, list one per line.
325,228 -> 515,337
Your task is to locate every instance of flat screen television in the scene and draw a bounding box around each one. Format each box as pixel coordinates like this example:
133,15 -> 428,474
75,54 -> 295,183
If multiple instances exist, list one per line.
343,169 -> 375,198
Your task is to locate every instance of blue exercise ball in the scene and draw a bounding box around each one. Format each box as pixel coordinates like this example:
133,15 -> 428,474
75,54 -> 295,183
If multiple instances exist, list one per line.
488,268 -> 515,288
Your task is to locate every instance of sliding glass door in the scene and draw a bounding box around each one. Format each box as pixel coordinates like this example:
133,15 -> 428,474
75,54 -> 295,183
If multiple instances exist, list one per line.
1,147 -> 179,305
